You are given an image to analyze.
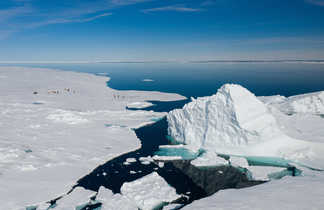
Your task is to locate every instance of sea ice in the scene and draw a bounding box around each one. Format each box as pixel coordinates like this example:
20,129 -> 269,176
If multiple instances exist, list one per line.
191,152 -> 228,167
121,172 -> 181,210
0,66 -> 185,209
126,157 -> 137,163
96,186 -> 137,210
229,156 -> 249,168
183,173 -> 324,210
127,101 -> 154,109
142,79 -> 154,82
54,187 -> 95,210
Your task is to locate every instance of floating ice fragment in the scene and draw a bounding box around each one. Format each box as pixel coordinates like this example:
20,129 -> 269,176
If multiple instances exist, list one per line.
55,187 -> 95,210
230,156 -> 249,168
127,101 -> 154,109
142,79 -> 154,82
97,186 -> 137,210
126,158 -> 136,163
158,162 -> 165,168
121,172 -> 181,210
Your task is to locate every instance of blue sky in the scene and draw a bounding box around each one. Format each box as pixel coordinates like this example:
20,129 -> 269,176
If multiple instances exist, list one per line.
1,0 -> 324,62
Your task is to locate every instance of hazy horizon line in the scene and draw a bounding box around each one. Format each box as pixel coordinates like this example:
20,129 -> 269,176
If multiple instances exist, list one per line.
1,59 -> 324,64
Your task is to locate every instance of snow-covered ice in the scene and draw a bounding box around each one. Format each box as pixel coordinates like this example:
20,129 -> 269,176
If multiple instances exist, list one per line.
121,172 -> 181,210
229,156 -> 249,168
168,84 -> 324,209
96,186 -> 138,210
191,152 -> 228,167
127,101 -> 154,109
126,157 -> 137,163
260,92 -> 324,143
54,187 -> 95,210
183,173 -> 324,210
142,79 -> 154,82
2,66 -> 324,210
0,66 -> 185,209
167,84 -> 324,170
260,91 -> 324,115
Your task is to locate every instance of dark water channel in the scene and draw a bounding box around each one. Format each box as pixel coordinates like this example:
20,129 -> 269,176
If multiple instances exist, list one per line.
72,100 -> 265,209
76,117 -> 207,202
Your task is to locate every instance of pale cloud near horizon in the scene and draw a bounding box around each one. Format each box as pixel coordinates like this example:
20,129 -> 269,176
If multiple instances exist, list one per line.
142,5 -> 202,13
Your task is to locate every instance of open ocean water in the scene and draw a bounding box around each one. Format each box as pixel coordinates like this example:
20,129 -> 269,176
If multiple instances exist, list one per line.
2,62 -> 324,98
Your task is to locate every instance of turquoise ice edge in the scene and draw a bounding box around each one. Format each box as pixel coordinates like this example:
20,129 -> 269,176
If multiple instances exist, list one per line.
159,135 -> 324,171
154,147 -> 201,160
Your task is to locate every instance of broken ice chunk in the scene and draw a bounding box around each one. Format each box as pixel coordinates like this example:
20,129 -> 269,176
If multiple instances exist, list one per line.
55,187 -> 95,210
121,172 -> 181,210
96,186 -> 137,210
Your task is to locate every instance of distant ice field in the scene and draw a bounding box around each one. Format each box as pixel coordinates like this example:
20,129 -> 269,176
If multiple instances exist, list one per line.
1,62 -> 324,97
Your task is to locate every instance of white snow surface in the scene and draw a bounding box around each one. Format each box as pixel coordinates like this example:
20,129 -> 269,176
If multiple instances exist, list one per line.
167,84 -> 324,169
121,172 -> 181,210
183,173 -> 324,210
0,66 -> 185,209
127,101 -> 154,109
260,91 -> 324,115
96,187 -> 138,210
54,187 -> 95,210
259,92 -> 324,143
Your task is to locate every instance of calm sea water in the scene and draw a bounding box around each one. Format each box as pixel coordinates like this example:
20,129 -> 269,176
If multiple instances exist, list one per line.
2,62 -> 324,97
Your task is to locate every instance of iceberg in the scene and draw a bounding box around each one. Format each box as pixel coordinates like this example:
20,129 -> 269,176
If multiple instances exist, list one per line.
167,84 -> 324,169
167,84 -> 282,152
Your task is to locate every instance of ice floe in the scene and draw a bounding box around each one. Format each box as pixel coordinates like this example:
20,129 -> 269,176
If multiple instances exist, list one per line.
121,172 -> 181,210
96,186 -> 137,210
183,173 -> 324,210
127,101 -> 154,109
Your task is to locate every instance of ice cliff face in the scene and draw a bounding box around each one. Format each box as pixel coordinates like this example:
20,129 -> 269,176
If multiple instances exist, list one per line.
167,84 -> 282,152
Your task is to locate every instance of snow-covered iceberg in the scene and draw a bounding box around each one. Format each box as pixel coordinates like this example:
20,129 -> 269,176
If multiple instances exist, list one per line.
167,84 -> 324,169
